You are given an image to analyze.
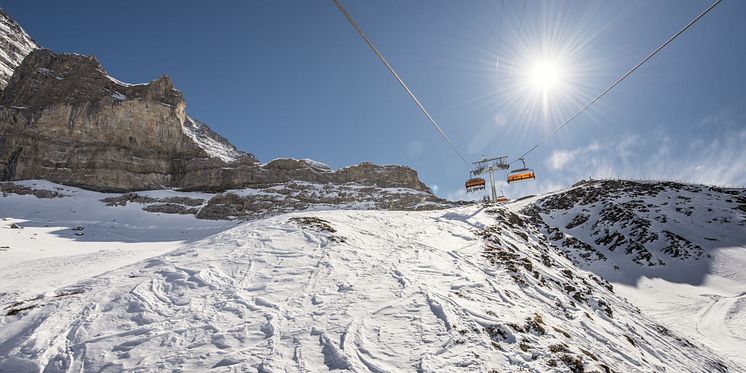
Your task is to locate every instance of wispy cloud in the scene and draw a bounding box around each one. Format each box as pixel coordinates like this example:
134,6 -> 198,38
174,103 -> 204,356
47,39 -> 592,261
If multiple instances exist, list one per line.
446,187 -> 482,202
448,104 -> 745,201
674,129 -> 746,186
546,142 -> 600,170
543,127 -> 746,188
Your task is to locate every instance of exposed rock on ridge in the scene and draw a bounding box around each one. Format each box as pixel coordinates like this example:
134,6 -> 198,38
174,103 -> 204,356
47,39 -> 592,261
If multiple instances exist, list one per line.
521,180 -> 745,282
0,9 -> 37,91
0,49 -> 431,194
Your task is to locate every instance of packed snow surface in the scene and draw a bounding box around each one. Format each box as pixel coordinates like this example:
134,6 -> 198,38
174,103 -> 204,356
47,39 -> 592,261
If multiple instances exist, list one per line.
0,181 -> 236,301
0,185 -> 736,372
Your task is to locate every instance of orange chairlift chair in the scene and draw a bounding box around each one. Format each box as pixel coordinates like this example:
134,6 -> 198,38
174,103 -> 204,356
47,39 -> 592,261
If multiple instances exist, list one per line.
507,158 -> 535,184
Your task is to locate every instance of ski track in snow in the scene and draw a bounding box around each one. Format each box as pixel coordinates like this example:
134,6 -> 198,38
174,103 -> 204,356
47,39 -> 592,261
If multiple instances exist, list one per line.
697,292 -> 746,347
0,202 -> 736,372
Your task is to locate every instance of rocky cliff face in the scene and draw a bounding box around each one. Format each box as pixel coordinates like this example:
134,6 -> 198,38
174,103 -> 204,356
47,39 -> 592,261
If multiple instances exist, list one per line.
0,9 -> 435,198
0,49 -> 432,195
0,9 -> 37,91
0,49 -> 251,191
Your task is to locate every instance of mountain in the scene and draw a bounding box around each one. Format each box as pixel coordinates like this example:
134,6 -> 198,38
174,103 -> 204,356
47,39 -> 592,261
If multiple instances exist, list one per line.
522,179 -> 745,282
0,49 -> 433,196
0,8 -> 743,372
521,179 -> 746,366
0,182 -> 736,372
0,10 -> 435,196
0,10 -> 450,223
0,9 -> 37,91
0,10 -> 443,217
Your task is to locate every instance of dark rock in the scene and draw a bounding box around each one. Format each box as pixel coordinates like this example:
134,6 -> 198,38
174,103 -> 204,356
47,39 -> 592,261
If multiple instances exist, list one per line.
142,203 -> 192,215
1,182 -> 62,198
159,196 -> 204,206
101,193 -> 157,206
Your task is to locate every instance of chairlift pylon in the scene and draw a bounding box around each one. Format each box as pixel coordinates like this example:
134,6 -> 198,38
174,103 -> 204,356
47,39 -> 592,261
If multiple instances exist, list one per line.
469,155 -> 509,199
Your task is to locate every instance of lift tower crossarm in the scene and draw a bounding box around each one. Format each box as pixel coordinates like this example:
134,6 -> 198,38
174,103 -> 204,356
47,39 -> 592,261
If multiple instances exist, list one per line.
471,155 -> 509,202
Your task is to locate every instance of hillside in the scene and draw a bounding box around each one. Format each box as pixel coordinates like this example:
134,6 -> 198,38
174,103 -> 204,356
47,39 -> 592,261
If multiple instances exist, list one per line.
0,181 -> 739,372
522,179 -> 746,366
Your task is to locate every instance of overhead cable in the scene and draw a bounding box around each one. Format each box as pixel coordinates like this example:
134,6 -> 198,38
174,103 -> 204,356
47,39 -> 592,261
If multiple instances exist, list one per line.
332,0 -> 471,167
514,0 -> 722,163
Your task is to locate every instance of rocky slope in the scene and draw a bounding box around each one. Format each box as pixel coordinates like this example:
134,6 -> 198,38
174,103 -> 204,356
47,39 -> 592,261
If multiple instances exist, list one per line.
517,179 -> 746,368
2,179 -> 451,223
0,49 -> 431,194
0,9 -> 37,91
521,180 -> 745,282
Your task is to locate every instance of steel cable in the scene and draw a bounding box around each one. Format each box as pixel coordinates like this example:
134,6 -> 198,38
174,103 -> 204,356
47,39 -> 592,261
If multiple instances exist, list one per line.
513,0 -> 722,164
332,0 -> 471,167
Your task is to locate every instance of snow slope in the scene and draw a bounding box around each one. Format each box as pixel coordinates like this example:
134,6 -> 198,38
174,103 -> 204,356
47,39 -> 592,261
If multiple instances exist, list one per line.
520,179 -> 746,367
0,180 -> 237,302
0,9 -> 38,90
0,203 -> 733,372
182,116 -> 246,163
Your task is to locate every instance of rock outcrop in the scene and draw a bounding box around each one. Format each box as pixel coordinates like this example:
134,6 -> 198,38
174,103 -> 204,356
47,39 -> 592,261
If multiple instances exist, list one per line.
99,178 -> 449,220
0,9 -> 37,91
0,49 -> 431,193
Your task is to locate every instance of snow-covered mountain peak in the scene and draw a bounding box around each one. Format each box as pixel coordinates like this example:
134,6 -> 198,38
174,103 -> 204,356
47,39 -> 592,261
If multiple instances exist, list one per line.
182,115 -> 246,163
522,180 -> 745,283
0,9 -> 37,90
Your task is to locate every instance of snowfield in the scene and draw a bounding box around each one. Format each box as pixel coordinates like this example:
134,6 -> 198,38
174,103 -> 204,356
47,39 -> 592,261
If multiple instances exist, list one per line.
0,181 -> 237,302
0,183 -> 739,372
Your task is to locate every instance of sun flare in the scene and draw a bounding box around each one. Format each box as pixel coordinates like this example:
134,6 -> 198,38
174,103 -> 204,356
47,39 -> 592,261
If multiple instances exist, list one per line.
528,60 -> 563,92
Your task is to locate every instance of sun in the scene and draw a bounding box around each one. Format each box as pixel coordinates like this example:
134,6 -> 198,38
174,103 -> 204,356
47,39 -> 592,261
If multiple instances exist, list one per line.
513,56 -> 573,124
527,60 -> 564,92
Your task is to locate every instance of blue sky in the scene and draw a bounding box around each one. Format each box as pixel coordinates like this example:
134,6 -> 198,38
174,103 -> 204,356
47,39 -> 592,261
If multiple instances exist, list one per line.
3,1 -> 745,199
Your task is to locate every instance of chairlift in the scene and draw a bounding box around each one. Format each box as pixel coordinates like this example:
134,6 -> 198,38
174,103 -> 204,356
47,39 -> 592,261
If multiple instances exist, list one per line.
495,191 -> 509,203
465,171 -> 486,192
507,158 -> 535,184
